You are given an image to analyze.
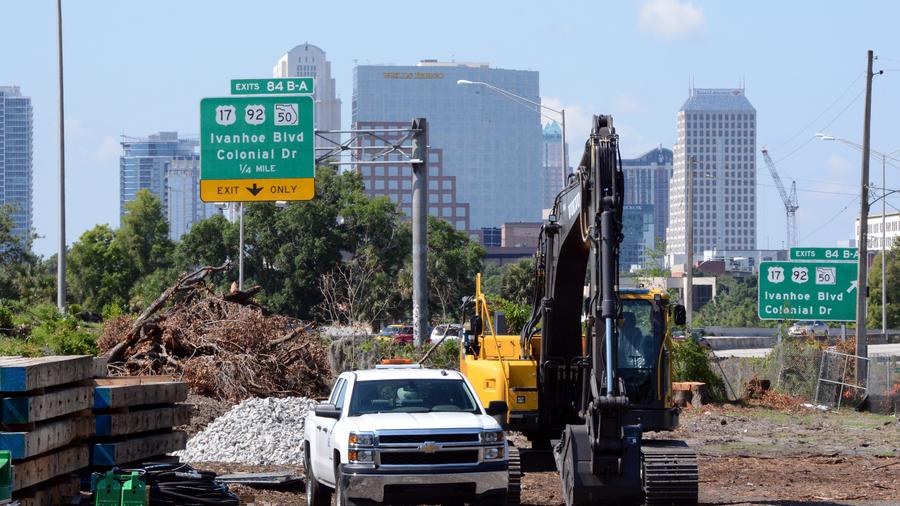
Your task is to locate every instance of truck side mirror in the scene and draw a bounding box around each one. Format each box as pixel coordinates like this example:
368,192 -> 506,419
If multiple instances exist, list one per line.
314,403 -> 341,419
485,400 -> 508,417
673,305 -> 687,326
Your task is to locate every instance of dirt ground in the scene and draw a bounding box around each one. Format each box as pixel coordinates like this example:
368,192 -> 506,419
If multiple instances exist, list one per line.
190,401 -> 899,505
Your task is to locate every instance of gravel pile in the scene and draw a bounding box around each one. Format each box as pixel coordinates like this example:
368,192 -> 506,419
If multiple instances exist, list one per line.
178,397 -> 318,465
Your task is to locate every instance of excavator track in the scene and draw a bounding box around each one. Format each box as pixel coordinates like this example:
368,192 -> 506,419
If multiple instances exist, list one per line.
506,445 -> 522,505
641,441 -> 699,506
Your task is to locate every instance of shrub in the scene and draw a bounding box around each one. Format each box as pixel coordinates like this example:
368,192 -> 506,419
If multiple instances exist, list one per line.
672,337 -> 728,402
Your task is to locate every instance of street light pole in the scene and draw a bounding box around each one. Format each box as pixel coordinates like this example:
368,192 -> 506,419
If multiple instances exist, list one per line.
56,0 -> 67,313
685,156 -> 695,327
457,79 -> 567,186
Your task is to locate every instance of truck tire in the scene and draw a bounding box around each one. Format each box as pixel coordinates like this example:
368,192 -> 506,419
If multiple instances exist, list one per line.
334,463 -> 362,506
304,444 -> 332,506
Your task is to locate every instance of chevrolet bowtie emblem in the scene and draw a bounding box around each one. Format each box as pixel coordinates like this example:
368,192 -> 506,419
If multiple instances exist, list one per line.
418,442 -> 441,454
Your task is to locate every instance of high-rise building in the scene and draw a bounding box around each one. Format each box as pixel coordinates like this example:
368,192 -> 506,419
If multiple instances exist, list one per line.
622,204 -> 655,269
0,86 -> 33,240
541,122 -> 568,210
353,61 -> 542,232
120,132 -> 214,240
667,88 -> 757,259
273,43 -> 341,147
355,120 -> 471,232
623,147 -> 673,243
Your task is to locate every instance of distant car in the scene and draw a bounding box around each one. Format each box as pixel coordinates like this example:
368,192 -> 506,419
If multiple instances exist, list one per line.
378,324 -> 414,344
430,323 -> 463,343
788,321 -> 829,339
671,328 -> 705,341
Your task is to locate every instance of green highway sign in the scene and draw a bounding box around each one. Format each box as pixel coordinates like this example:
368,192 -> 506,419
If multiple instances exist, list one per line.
230,78 -> 314,95
758,261 -> 857,321
789,247 -> 859,262
200,95 -> 315,202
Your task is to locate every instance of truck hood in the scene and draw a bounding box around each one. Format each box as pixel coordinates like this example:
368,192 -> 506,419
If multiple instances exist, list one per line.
345,412 -> 499,432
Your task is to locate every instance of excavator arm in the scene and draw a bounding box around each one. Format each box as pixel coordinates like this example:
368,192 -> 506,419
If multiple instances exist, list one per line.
521,116 -> 697,505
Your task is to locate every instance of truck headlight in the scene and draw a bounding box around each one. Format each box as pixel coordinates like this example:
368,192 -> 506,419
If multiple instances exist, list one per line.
484,447 -> 505,460
480,431 -> 504,443
349,432 -> 375,446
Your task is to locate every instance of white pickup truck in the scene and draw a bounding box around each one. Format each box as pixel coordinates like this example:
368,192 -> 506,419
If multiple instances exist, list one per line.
304,363 -> 511,505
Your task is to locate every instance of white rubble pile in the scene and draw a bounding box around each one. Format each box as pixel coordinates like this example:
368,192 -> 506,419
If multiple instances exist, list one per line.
178,397 -> 318,465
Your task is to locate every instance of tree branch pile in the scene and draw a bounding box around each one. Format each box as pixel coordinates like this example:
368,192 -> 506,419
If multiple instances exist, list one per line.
97,263 -> 331,402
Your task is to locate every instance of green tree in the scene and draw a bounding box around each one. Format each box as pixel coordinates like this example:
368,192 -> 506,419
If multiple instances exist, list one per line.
67,225 -> 133,312
501,259 -> 535,305
241,167 -> 353,318
633,238 -> 670,279
867,244 -> 900,329
115,190 -> 174,279
400,217 -> 485,322
175,214 -> 236,272
480,263 -> 504,297
695,274 -> 775,328
0,205 -> 44,303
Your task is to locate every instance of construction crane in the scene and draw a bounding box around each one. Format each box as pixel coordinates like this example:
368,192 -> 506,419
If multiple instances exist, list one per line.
761,147 -> 800,249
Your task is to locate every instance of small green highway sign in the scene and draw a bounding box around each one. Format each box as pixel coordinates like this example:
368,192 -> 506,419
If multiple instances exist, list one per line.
230,78 -> 314,95
789,247 -> 859,262
200,95 -> 315,202
758,261 -> 857,321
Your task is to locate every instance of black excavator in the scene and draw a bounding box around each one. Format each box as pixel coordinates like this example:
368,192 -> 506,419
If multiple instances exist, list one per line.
515,115 -> 699,505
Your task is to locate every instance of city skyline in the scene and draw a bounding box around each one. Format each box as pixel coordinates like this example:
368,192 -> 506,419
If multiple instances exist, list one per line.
1,1 -> 898,256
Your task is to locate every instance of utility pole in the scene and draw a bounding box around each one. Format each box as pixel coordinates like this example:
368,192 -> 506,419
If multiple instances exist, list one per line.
56,0 -> 67,312
882,153 -> 887,339
238,203 -> 244,290
856,49 -> 875,383
411,118 -> 429,346
685,156 -> 695,327
560,109 -> 568,186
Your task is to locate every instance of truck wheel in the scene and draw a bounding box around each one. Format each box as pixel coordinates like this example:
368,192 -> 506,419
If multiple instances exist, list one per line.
304,445 -> 332,506
334,463 -> 361,506
472,495 -> 507,506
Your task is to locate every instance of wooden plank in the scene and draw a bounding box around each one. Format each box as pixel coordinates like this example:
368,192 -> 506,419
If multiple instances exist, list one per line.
13,474 -> 80,506
1,386 -> 93,425
0,356 -> 93,393
91,431 -> 187,466
95,404 -> 191,437
92,375 -> 175,387
0,417 -> 93,460
92,357 -> 108,379
11,445 -> 88,491
93,379 -> 187,410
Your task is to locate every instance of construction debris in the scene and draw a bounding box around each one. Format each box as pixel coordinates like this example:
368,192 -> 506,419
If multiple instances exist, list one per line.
98,263 -> 331,403
177,397 -> 316,465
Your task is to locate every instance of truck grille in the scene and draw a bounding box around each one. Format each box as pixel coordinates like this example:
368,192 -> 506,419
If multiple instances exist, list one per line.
378,433 -> 479,444
380,450 -> 479,465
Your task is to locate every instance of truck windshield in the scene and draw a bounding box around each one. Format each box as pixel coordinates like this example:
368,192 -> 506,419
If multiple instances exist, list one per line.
348,379 -> 480,416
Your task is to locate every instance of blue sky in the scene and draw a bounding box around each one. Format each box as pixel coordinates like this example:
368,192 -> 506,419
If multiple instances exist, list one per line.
3,0 -> 900,257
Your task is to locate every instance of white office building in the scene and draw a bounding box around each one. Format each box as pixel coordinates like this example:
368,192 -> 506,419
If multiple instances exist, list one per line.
855,211 -> 900,251
667,87 -> 757,260
273,43 -> 341,147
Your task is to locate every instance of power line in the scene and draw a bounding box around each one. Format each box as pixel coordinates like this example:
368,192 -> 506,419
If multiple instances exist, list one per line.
774,89 -> 866,165
799,195 -> 859,242
769,71 -> 864,153
757,182 -> 855,197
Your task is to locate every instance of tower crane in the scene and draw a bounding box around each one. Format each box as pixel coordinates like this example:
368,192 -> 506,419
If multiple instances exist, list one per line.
761,147 -> 800,249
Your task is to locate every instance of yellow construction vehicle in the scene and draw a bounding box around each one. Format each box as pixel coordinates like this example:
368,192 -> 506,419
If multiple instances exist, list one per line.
459,115 -> 696,506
